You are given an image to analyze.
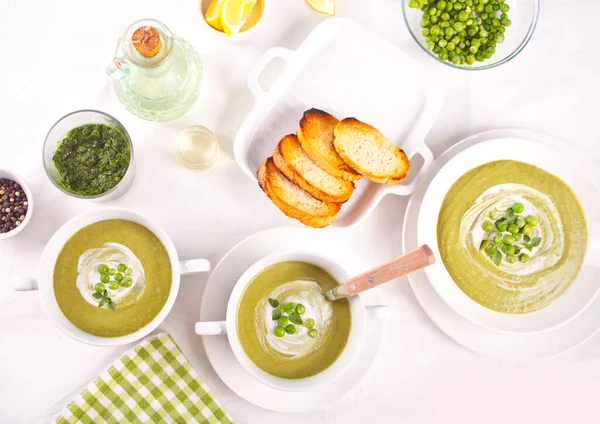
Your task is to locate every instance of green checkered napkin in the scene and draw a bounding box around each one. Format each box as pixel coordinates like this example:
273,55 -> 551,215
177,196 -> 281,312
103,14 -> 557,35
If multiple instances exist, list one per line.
54,333 -> 233,424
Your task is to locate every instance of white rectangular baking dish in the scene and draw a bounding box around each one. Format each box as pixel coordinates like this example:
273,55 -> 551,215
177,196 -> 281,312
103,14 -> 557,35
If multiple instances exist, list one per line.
234,18 -> 443,228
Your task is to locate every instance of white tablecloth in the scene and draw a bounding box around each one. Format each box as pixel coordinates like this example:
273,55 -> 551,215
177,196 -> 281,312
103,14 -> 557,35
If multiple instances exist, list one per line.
1,0 -> 599,423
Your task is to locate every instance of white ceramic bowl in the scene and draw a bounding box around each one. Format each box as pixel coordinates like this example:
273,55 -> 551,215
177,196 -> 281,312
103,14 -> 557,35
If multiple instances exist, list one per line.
195,251 -> 388,391
0,170 -> 33,240
16,207 -> 210,346
418,138 -> 600,334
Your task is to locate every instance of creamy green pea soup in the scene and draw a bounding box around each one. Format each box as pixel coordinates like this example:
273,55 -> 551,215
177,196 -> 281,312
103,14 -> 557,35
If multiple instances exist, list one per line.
53,219 -> 172,337
236,261 -> 351,379
438,160 -> 587,314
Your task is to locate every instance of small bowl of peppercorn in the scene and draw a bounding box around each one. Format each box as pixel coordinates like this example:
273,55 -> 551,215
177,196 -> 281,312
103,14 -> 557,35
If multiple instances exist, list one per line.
0,170 -> 33,240
402,0 -> 540,70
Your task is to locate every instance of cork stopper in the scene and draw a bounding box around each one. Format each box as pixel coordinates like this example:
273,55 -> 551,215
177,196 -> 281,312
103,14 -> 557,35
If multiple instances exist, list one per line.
132,26 -> 161,58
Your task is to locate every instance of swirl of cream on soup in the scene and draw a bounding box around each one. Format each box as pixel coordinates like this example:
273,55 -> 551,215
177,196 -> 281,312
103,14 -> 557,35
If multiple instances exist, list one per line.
76,242 -> 145,307
255,280 -> 332,359
460,183 -> 564,285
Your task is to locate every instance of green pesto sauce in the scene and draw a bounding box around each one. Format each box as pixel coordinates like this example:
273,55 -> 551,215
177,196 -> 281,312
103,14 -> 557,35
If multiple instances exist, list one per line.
53,124 -> 131,196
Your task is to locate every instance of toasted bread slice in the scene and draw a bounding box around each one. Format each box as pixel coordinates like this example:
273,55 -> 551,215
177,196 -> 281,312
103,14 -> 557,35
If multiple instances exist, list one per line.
297,109 -> 361,182
274,134 -> 355,203
334,118 -> 410,185
257,160 -> 337,228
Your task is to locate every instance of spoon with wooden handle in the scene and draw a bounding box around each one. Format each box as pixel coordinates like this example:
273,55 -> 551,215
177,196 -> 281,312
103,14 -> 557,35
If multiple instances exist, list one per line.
324,245 -> 435,301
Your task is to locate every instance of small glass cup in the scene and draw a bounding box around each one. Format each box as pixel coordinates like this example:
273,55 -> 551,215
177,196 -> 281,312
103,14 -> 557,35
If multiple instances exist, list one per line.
176,125 -> 220,171
43,110 -> 135,201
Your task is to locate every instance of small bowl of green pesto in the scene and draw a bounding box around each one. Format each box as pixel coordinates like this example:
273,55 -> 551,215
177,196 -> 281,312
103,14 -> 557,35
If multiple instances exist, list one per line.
43,110 -> 135,201
402,0 -> 540,70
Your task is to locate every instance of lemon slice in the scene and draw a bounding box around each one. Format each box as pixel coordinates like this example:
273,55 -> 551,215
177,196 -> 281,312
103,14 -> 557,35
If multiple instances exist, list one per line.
206,0 -> 226,31
306,0 -> 336,16
220,0 -> 258,37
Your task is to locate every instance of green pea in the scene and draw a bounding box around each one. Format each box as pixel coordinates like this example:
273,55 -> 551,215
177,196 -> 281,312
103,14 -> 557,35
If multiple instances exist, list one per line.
494,232 -> 502,243
506,255 -> 517,264
482,221 -> 494,232
495,220 -> 508,233
121,278 -> 133,288
283,303 -> 295,314
268,298 -> 279,308
508,224 -> 520,235
124,268 -> 133,276
114,273 -> 123,282
304,318 -> 315,329
522,225 -> 534,236
516,218 -> 526,228
94,283 -> 105,293
520,254 -> 530,263
503,244 -> 516,255
274,326 -> 285,337
295,304 -> 306,314
525,216 -> 538,227
513,233 -> 523,241
108,268 -> 116,275
117,263 -> 126,272
278,316 -> 289,327
309,329 -> 318,338
503,235 -> 515,245
108,281 -> 119,290
100,274 -> 110,283
97,264 -> 109,274
285,324 -> 297,335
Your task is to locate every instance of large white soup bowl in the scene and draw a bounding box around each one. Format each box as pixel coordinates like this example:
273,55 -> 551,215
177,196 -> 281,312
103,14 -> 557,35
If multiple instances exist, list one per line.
418,138 -> 600,334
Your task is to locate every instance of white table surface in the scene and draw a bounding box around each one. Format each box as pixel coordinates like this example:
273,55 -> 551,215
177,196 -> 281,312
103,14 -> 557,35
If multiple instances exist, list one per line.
1,0 -> 599,423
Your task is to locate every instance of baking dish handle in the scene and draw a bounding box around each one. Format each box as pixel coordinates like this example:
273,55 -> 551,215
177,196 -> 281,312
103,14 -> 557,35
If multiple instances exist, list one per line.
389,143 -> 434,196
247,47 -> 294,99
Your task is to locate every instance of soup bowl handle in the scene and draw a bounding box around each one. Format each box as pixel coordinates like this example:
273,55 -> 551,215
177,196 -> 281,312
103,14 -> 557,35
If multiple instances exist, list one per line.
180,259 -> 211,275
194,321 -> 227,335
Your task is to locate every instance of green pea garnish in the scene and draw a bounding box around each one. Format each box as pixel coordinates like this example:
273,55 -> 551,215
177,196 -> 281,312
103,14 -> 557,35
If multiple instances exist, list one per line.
522,225 -> 533,236
124,268 -> 133,276
108,268 -> 116,275
304,318 -> 315,329
507,224 -> 520,235
516,218 -> 526,228
506,255 -> 517,264
489,211 -> 497,220
308,329 -> 318,338
108,281 -> 119,290
117,263 -> 126,272
268,298 -> 279,308
274,326 -> 285,337
295,304 -> 306,314
94,283 -> 105,293
502,245 -> 516,255
513,203 -> 525,214
100,274 -> 110,283
503,235 -> 515,245
285,324 -> 296,335
283,303 -> 295,314
121,278 -> 133,288
278,316 -> 289,327
525,216 -> 538,227
481,221 -> 493,232
519,253 -> 530,263
114,273 -> 123,282
97,264 -> 109,274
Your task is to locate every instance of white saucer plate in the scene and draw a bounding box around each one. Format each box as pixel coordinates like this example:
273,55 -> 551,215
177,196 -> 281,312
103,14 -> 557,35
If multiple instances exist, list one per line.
418,138 -> 600,335
199,227 -> 384,412
403,129 -> 600,360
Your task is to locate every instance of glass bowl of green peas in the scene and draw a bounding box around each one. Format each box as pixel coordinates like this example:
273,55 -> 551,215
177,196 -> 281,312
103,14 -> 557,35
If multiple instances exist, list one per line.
402,0 -> 540,69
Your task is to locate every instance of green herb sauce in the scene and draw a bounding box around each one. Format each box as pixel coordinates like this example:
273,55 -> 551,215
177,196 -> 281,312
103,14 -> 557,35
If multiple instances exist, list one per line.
53,124 -> 131,196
